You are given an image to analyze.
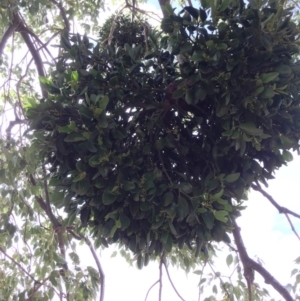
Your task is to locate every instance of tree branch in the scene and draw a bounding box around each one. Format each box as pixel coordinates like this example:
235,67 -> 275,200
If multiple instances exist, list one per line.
144,280 -> 159,301
49,0 -> 70,31
13,13 -> 47,98
67,229 -> 105,301
159,256 -> 163,301
162,257 -> 186,301
232,219 -> 294,301
251,184 -> 300,219
252,184 -> 300,240
0,21 -> 20,57
0,247 -> 40,284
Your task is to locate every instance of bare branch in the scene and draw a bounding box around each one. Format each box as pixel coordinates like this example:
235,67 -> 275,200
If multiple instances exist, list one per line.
49,0 -> 70,31
84,237 -> 105,301
144,280 -> 159,301
232,219 -> 294,301
162,257 -> 186,301
251,184 -> 300,219
159,256 -> 163,301
0,22 -> 19,57
0,247 -> 40,284
285,213 -> 300,241
67,229 -> 105,301
13,13 -> 47,98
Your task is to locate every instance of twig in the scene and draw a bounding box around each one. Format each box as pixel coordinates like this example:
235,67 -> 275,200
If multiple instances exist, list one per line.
0,21 -> 20,57
49,0 -> 70,31
0,247 -> 40,284
144,280 -> 159,301
67,229 -> 105,301
13,13 -> 48,98
232,219 -> 294,301
25,276 -> 50,301
85,237 -> 105,301
251,184 -> 300,219
159,256 -> 163,301
285,213 -> 300,240
252,184 -> 300,240
162,257 -> 186,301
158,150 -> 173,186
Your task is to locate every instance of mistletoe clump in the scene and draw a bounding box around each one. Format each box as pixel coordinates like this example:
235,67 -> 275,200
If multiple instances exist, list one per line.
27,0 -> 300,267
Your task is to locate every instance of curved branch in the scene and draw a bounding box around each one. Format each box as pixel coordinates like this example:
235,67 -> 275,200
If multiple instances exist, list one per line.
0,21 -> 19,57
13,13 -> 47,98
67,229 -> 105,301
84,237 -> 105,301
232,219 -> 294,301
0,247 -> 40,284
162,257 -> 186,301
251,184 -> 300,219
144,280 -> 159,301
252,184 -> 300,239
49,0 -> 70,31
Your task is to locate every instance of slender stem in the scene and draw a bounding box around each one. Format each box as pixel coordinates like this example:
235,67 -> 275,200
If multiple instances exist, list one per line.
144,280 -> 159,301
252,184 -> 300,219
68,229 -> 105,301
162,257 -> 186,301
0,247 -> 39,284
159,256 -> 163,301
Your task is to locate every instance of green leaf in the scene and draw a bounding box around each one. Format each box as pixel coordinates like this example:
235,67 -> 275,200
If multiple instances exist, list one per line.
201,211 -> 214,229
224,173 -> 240,183
162,233 -> 173,252
239,123 -> 263,136
172,88 -> 185,99
163,192 -> 174,207
179,182 -> 193,194
219,0 -> 231,12
64,132 -> 87,142
260,34 -> 273,51
102,190 -> 118,205
177,196 -> 189,220
214,210 -> 228,223
226,254 -> 233,266
120,213 -> 131,230
98,95 -> 109,110
260,72 -> 279,83
282,150 -> 293,162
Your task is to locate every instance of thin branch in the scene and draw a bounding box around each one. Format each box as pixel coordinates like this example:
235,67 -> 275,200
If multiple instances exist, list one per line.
67,229 -> 105,301
158,150 -> 173,186
144,280 -> 159,301
251,184 -> 300,219
49,0 -> 70,31
13,13 -> 47,98
162,257 -> 186,301
84,237 -> 105,301
252,184 -> 300,240
25,276 -> 50,301
0,247 -> 40,284
159,256 -> 163,301
285,213 -> 300,241
0,21 -> 20,57
232,219 -> 294,301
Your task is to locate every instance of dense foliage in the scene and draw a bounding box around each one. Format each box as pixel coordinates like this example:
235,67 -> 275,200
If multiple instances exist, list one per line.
26,0 -> 300,269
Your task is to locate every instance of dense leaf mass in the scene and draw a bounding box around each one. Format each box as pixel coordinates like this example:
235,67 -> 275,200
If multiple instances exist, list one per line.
27,1 -> 300,261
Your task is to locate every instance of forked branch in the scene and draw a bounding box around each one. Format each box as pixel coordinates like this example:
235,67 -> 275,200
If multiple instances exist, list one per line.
232,219 -> 294,301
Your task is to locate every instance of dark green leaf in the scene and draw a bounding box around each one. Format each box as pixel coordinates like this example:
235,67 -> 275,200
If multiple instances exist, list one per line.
224,173 -> 240,183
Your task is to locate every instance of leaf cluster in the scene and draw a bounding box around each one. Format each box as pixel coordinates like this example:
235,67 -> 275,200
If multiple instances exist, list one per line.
27,0 -> 300,265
